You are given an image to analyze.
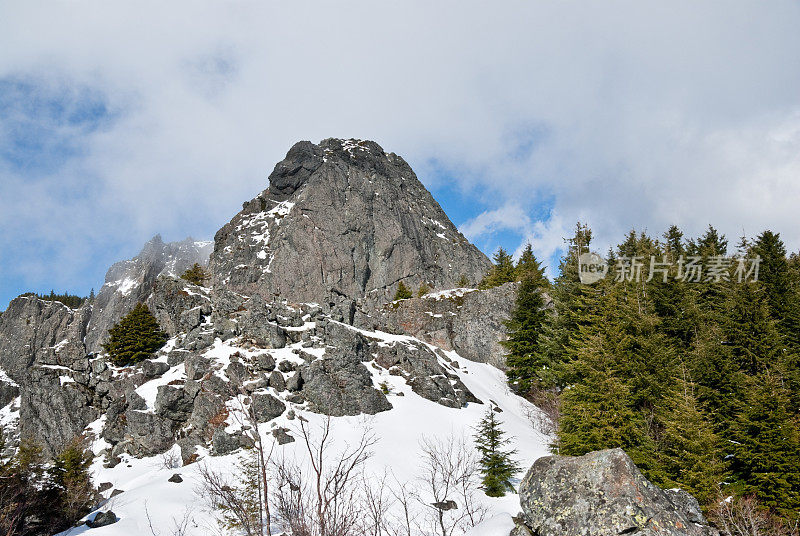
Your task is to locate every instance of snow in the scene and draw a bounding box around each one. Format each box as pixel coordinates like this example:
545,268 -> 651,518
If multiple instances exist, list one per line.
0,396 -> 19,428
424,287 -> 478,300
0,367 -> 17,386
134,364 -> 187,412
117,277 -> 138,296
463,514 -> 516,536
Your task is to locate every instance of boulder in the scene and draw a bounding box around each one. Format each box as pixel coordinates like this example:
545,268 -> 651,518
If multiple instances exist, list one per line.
517,448 -> 718,536
155,385 -> 194,421
251,393 -> 286,423
87,510 -> 117,528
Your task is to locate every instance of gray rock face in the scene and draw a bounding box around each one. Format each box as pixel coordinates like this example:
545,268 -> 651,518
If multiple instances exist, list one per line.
517,448 -> 717,536
0,296 -> 97,455
0,378 -> 19,409
85,236 -> 212,352
147,276 -> 212,337
379,284 -> 519,368
210,138 -> 492,313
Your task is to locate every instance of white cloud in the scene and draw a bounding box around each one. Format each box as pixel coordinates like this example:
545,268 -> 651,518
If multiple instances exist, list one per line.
1,0 -> 800,298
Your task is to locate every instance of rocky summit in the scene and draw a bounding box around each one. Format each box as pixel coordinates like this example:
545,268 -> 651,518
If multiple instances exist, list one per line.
210,138 -> 492,323
0,138 -> 719,536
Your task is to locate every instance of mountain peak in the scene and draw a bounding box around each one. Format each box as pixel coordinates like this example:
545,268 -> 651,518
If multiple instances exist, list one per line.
211,139 -> 492,318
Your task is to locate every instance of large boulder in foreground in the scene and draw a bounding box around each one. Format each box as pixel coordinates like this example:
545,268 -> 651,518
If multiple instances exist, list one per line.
517,448 -> 718,536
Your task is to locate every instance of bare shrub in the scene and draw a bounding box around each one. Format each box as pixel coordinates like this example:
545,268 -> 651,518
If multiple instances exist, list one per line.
145,501 -> 197,536
522,387 -> 560,437
417,435 -> 487,536
198,462 -> 262,536
384,477 -> 420,536
159,448 -> 182,470
362,470 -> 395,536
709,494 -> 798,536
271,417 -> 376,536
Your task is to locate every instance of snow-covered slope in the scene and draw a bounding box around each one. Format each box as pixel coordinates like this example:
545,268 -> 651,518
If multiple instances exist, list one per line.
59,324 -> 550,535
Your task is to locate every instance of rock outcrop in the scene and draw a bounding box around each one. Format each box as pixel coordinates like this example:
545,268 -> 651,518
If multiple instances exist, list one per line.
379,284 -> 520,368
0,296 -> 96,455
210,138 -> 493,317
515,448 -> 718,536
85,236 -> 212,352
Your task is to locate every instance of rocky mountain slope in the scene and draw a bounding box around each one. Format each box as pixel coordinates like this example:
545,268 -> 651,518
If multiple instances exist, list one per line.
0,138 -> 522,490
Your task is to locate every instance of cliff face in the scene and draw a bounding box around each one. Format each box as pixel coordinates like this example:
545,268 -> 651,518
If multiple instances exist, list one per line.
378,284 -> 520,369
0,296 -> 96,455
85,236 -> 213,352
210,139 -> 492,311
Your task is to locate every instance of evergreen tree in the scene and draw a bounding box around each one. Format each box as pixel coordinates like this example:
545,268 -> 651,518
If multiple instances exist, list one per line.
558,328 -> 642,457
474,407 -> 520,497
417,282 -> 430,297
181,262 -> 208,286
733,371 -> 800,517
532,222 -> 595,389
456,274 -> 471,288
663,225 -> 685,262
515,244 -> 548,286
687,225 -> 728,258
102,303 -> 168,365
479,247 -> 517,289
658,370 -> 725,505
504,247 -> 549,393
393,281 -> 413,300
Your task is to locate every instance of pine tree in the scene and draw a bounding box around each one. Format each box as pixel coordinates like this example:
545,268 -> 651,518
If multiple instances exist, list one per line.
474,407 -> 520,497
733,371 -> 800,517
658,370 -> 725,505
479,247 -> 517,289
393,281 -> 412,300
456,274 -> 471,288
532,222 -> 595,389
515,244 -> 548,286
504,247 -> 549,393
663,225 -> 685,262
417,282 -> 430,297
102,303 -> 168,365
558,328 -> 642,457
181,262 -> 208,286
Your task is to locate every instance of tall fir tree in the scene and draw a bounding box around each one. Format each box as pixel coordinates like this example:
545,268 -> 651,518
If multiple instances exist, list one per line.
657,370 -> 725,505
474,407 -> 520,497
504,246 -> 549,393
479,247 -> 517,289
732,371 -> 800,517
102,303 -> 168,365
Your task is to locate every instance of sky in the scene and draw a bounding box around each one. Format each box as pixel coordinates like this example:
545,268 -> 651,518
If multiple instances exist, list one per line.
2,1 -> 800,309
